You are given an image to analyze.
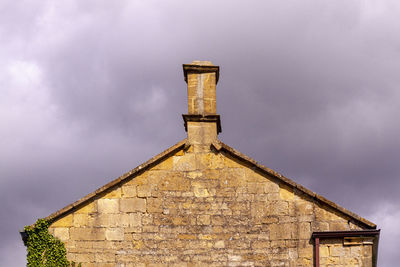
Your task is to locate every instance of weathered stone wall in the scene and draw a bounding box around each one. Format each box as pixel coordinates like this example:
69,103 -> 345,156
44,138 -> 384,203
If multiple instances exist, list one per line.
319,238 -> 373,266
49,146 -> 372,266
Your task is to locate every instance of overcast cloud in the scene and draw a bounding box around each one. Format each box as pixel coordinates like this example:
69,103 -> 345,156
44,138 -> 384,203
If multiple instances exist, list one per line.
1,1 -> 399,266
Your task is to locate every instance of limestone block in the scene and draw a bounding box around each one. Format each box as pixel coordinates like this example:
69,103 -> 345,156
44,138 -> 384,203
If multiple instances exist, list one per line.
196,153 -> 224,170
312,221 -> 329,232
92,241 -> 114,249
223,155 -> 243,168
203,169 -> 221,180
298,222 -> 311,239
96,262 -> 117,267
246,182 -> 263,194
70,228 -> 105,240
51,214 -> 73,227
239,193 -> 256,202
321,255 -> 340,265
363,244 -> 373,256
158,173 -> 190,191
229,202 -> 249,213
269,223 -> 295,240
221,168 -> 246,188
269,201 -> 289,216
297,200 -> 313,215
261,217 -> 279,224
73,213 -> 88,227
331,245 -> 345,257
181,191 -> 194,197
148,263 -> 168,267
191,144 -> 213,153
362,256 -> 373,267
73,253 -> 95,263
120,198 -> 146,213
250,201 -> 266,222
329,221 -> 349,231
152,156 -> 173,170
142,214 -> 153,225
76,201 -> 96,214
173,149 -> 184,156
95,253 -> 116,262
286,239 -> 299,248
267,193 -> 280,201
214,240 -> 225,249
289,248 -> 298,259
124,172 -> 147,186
228,254 -> 242,262
320,246 -> 330,257
74,241 -> 92,249
270,240 -> 286,248
125,227 -> 142,233
197,215 -> 211,225
172,216 -> 191,226
263,182 -> 280,193
47,228 -> 54,235
198,234 -> 214,240
298,215 -> 314,222
187,122 -> 217,145
279,186 -> 295,201
53,227 -> 69,241
193,183 -> 210,198
245,169 -> 267,183
349,221 -> 363,230
350,245 -> 361,256
298,247 -> 313,259
147,198 -> 163,213
178,234 -> 197,240
173,153 -> 196,171
98,199 -> 119,214
295,257 -> 312,266
315,206 -> 343,221
143,225 -> 158,232
105,228 -> 124,241
103,188 -> 121,198
121,185 -> 137,198
137,184 -> 152,197
187,171 -> 203,179
94,214 -> 121,227
252,240 -> 270,249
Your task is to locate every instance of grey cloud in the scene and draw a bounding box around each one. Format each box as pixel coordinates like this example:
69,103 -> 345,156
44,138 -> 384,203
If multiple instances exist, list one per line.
1,1 -> 399,266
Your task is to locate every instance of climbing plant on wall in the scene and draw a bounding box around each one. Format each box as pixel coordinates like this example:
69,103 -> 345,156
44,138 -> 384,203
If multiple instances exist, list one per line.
23,218 -> 70,267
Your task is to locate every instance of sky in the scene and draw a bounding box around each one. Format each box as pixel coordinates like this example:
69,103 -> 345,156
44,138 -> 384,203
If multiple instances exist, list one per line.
1,0 -> 399,266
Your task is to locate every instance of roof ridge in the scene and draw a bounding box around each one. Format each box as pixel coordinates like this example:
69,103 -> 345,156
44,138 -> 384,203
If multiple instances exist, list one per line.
44,139 -> 187,223
216,140 -> 376,229
42,138 -> 376,229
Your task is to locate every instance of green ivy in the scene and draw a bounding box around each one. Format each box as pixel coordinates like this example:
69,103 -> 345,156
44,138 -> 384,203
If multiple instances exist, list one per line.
24,218 -> 71,267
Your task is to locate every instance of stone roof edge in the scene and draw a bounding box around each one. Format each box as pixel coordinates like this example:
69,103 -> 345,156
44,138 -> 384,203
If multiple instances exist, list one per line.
213,140 -> 377,229
43,139 -> 188,224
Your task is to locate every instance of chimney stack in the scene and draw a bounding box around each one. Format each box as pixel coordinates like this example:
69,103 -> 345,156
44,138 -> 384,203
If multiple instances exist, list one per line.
182,61 -> 221,148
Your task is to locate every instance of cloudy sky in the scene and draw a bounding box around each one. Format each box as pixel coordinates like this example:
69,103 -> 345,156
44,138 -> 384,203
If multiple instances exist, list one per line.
1,0 -> 399,266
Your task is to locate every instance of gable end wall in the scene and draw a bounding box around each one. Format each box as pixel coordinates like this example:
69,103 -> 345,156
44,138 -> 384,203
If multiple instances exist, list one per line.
48,147 -> 374,266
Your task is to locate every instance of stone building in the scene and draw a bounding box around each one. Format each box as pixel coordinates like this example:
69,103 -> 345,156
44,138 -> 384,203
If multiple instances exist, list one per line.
23,61 -> 380,266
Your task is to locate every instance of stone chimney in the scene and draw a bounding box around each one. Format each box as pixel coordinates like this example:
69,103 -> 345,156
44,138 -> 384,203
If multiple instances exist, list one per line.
182,61 -> 221,148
